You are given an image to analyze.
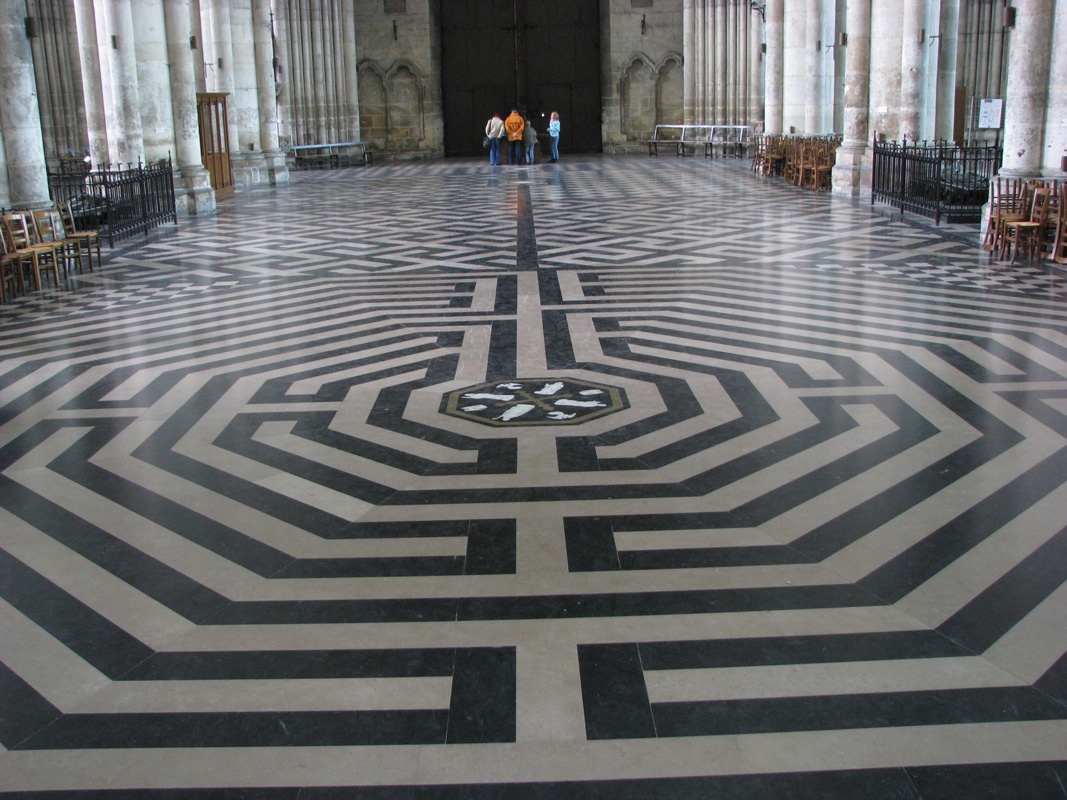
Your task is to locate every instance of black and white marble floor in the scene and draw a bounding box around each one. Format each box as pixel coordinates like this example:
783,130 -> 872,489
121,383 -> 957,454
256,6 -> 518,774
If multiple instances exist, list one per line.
1,155 -> 1066,799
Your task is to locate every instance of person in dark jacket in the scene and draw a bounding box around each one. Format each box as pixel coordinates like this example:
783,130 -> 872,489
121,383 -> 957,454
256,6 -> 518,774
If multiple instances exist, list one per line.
523,119 -> 538,164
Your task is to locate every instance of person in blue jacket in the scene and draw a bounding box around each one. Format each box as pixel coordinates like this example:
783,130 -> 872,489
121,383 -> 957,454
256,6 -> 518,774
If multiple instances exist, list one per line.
548,111 -> 561,163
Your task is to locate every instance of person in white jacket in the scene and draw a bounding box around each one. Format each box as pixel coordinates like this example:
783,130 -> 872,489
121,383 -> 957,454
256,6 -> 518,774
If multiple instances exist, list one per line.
485,113 -> 505,165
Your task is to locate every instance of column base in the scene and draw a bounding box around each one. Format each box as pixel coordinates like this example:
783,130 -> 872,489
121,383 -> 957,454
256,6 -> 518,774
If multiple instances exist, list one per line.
232,150 -> 290,189
832,144 -> 872,198
173,166 -> 216,218
261,149 -> 289,186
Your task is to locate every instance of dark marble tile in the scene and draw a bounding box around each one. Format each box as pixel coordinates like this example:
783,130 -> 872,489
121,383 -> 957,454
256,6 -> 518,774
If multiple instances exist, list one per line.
446,647 -> 516,743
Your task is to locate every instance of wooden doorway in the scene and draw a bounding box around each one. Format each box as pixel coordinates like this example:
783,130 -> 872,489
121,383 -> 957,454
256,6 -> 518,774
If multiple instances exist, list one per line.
439,0 -> 601,156
197,92 -> 234,197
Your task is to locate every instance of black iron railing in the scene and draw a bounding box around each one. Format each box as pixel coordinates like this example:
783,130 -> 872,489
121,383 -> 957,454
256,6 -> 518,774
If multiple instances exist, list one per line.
48,157 -> 178,247
871,138 -> 1002,224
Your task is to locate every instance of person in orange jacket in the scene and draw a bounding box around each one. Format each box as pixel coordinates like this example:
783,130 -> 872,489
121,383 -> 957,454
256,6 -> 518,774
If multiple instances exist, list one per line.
504,109 -> 525,165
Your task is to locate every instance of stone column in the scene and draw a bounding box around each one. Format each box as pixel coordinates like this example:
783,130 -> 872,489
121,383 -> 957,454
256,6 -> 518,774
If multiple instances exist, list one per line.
27,9 -> 58,163
229,0 -> 264,185
1000,0 -> 1055,176
203,0 -> 239,158
683,0 -> 698,123
72,0 -> 109,167
726,0 -> 737,122
253,0 -> 288,184
271,0 -> 293,146
765,0 -> 784,133
750,5 -> 763,127
0,126 -> 9,208
703,2 -> 715,125
899,0 -> 926,140
163,0 -> 216,216
934,0 -> 958,141
1044,4 -> 1067,175
868,0 -> 902,142
715,0 -> 727,123
832,0 -> 847,132
782,0 -> 806,132
832,0 -> 872,196
0,0 -> 51,207
99,0 -> 145,166
340,0 -> 361,143
131,0 -> 177,165
804,0 -> 821,133
309,0 -> 327,143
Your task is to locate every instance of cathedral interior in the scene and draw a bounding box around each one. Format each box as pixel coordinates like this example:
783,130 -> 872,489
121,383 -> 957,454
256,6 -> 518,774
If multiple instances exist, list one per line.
1,0 -> 1066,797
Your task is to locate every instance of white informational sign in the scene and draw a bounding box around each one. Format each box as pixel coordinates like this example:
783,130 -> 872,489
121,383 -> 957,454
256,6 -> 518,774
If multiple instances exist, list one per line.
978,99 -> 1004,129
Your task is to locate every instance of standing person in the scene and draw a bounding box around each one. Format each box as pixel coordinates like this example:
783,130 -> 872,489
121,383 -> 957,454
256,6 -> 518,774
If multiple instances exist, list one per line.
485,113 -> 505,166
504,109 -> 525,165
548,111 -> 561,163
523,118 -> 538,165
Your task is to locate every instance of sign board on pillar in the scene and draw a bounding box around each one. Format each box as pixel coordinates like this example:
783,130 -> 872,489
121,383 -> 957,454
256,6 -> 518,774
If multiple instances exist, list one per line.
978,99 -> 1003,129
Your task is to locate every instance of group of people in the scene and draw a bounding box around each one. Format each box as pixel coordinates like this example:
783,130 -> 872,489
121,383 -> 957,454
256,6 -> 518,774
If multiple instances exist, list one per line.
485,110 -> 560,166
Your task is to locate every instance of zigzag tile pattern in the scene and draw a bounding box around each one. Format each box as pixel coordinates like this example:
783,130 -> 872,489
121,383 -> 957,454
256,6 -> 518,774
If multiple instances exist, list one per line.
1,156 -> 1066,798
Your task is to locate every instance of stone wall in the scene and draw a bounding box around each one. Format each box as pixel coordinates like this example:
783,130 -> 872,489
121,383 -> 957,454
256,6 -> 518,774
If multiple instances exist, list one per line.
354,0 -> 443,158
602,0 -> 684,151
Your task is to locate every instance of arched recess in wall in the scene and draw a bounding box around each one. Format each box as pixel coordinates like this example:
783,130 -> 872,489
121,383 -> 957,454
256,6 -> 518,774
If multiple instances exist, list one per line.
620,55 -> 657,142
358,60 -> 428,153
357,63 -> 388,150
656,54 -> 684,127
386,61 -> 427,151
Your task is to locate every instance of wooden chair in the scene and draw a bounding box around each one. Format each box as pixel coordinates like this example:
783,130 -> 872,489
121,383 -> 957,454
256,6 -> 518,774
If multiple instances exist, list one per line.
1041,180 -> 1062,258
983,178 -> 1030,254
58,201 -> 101,272
32,208 -> 82,278
765,135 -> 786,176
1050,183 -> 1067,265
810,142 -> 835,191
784,139 -> 803,186
1,212 -> 63,291
0,231 -> 25,303
1000,187 -> 1051,264
751,135 -> 766,174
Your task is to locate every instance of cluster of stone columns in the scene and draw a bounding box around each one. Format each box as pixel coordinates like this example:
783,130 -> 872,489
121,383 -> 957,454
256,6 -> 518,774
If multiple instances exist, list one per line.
763,0 -> 839,136
829,0 -> 1065,197
273,0 -> 361,148
0,0 -> 300,214
0,0 -> 51,208
683,0 -> 763,126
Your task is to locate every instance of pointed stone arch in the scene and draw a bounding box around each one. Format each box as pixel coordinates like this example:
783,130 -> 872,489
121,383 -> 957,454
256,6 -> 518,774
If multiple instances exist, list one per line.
656,53 -> 685,126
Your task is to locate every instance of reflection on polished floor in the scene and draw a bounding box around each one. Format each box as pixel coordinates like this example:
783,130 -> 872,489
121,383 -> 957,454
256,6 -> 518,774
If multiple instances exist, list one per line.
1,155 -> 1066,798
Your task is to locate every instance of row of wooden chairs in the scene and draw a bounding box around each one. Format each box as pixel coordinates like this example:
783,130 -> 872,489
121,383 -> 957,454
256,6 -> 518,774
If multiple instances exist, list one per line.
753,134 -> 842,191
1,203 -> 101,303
983,178 -> 1065,264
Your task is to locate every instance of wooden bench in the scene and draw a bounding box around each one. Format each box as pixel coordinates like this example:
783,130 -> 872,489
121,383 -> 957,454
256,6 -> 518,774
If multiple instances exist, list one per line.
648,125 -> 686,156
289,142 -> 371,170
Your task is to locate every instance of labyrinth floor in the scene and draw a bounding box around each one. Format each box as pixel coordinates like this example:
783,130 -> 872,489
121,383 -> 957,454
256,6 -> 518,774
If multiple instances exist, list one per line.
1,156 -> 1066,798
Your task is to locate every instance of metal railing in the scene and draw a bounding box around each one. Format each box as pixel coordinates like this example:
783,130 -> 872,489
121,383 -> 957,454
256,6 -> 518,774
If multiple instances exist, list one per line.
871,138 -> 1002,225
47,157 -> 178,247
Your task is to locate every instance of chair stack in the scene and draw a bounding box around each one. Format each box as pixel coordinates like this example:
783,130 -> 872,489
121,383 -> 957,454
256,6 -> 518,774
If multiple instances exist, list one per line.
985,177 -> 1063,264
753,134 -> 841,190
1051,184 -> 1067,265
0,202 -> 101,304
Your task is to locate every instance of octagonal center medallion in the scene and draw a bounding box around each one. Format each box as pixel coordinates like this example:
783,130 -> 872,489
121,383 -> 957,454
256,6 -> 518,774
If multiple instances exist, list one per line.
444,378 -> 627,427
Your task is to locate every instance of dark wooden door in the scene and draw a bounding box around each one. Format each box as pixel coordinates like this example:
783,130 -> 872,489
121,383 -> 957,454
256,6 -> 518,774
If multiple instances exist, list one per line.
196,92 -> 234,197
439,0 -> 601,156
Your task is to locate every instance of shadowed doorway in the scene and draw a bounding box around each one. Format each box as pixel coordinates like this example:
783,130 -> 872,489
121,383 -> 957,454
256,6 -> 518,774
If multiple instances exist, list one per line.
439,0 -> 601,156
